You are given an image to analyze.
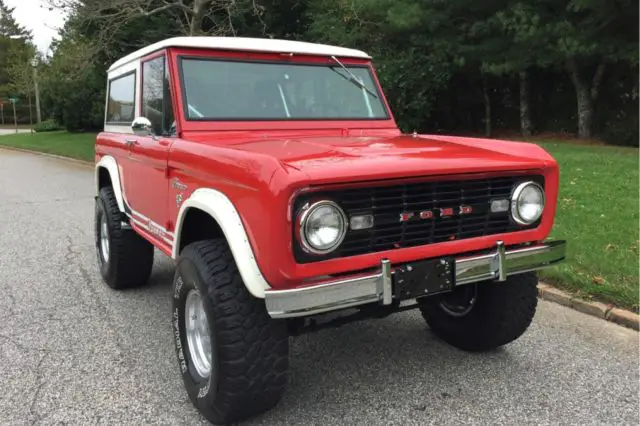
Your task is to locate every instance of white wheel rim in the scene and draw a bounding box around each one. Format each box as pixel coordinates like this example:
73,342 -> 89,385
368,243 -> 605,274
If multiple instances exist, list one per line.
185,290 -> 212,378
100,215 -> 110,262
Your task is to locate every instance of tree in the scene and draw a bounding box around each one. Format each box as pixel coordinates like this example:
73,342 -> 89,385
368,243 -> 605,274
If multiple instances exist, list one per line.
40,33 -> 105,131
560,0 -> 638,139
0,0 -> 32,99
307,0 -> 459,133
465,1 -> 552,136
7,42 -> 38,121
0,0 -> 28,37
496,0 -> 638,139
37,0 -> 638,143
246,0 -> 308,38
46,0 -> 265,40
40,0 -> 271,131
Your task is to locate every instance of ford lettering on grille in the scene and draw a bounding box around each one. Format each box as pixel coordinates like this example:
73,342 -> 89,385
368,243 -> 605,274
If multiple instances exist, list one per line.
399,206 -> 473,222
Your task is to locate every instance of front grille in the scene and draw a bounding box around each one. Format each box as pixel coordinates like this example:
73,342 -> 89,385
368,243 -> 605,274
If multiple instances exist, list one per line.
293,174 -> 543,263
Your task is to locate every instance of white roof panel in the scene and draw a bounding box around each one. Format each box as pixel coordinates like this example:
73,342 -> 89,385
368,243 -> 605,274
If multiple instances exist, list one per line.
108,37 -> 370,71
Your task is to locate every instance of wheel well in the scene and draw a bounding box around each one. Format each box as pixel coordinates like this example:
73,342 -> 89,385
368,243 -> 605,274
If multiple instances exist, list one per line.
178,208 -> 224,254
98,167 -> 112,190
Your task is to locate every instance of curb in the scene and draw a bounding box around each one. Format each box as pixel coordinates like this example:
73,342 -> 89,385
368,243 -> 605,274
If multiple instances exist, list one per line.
538,283 -> 639,331
0,145 -> 93,167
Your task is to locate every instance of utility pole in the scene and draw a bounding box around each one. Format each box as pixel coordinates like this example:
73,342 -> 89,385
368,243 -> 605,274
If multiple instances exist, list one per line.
28,92 -> 33,129
32,59 -> 41,124
11,99 -> 17,133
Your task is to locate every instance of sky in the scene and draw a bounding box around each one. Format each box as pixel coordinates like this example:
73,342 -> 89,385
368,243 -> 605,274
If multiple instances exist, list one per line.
6,0 -> 67,53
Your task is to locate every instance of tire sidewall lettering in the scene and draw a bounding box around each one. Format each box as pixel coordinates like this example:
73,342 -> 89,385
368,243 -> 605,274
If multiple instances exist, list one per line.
173,307 -> 187,374
197,378 -> 210,399
173,275 -> 184,300
172,260 -> 217,407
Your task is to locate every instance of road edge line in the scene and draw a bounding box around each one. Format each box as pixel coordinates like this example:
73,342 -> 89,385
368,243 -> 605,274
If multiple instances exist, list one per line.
538,282 -> 638,331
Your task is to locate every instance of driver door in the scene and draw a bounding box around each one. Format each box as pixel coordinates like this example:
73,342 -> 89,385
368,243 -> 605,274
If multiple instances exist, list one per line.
125,53 -> 176,242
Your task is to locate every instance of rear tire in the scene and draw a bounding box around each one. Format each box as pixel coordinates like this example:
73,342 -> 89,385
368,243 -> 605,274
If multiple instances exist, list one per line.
172,239 -> 289,424
418,272 -> 538,352
95,186 -> 154,289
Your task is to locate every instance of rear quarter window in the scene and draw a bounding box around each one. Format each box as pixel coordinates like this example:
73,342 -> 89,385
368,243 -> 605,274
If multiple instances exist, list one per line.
106,71 -> 136,124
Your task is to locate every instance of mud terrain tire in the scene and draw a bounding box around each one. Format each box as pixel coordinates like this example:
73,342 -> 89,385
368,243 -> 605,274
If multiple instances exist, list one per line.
418,272 -> 538,352
95,186 -> 154,289
172,239 -> 289,424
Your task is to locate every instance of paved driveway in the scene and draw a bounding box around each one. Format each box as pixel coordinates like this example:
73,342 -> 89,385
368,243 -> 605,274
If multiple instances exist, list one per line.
0,148 -> 637,425
0,128 -> 32,136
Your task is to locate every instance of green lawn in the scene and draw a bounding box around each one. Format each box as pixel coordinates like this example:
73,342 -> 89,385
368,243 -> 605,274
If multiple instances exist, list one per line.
536,141 -> 639,311
0,131 -> 637,310
0,131 -> 96,162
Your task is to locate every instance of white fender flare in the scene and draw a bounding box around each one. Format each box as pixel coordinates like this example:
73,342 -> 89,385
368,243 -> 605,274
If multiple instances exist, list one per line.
172,188 -> 271,299
95,155 -> 126,212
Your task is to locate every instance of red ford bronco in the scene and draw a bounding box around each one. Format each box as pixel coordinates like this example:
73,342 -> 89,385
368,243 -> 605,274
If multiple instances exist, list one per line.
95,37 -> 566,424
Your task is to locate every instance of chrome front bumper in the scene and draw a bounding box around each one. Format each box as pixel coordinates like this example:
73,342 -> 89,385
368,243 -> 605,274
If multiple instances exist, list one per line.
265,240 -> 566,319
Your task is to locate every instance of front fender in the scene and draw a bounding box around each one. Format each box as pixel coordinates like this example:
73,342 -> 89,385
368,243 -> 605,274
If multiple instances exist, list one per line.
173,188 -> 271,299
96,155 -> 126,212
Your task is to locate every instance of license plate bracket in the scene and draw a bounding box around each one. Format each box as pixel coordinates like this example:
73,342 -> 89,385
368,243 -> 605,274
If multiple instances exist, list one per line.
393,258 -> 455,300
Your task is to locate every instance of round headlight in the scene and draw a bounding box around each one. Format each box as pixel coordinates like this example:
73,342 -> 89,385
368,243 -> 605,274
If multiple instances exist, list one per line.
511,181 -> 545,225
299,201 -> 347,254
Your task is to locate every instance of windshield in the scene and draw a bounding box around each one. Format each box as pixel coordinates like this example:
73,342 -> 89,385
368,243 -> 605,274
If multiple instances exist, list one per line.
180,58 -> 388,120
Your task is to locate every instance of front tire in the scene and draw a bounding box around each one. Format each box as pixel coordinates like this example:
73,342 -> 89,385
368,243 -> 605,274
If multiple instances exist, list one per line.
418,272 -> 538,352
172,239 -> 289,424
95,186 -> 154,289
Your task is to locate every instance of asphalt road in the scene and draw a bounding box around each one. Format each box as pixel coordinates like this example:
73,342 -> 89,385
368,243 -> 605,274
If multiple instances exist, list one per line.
0,147 -> 638,425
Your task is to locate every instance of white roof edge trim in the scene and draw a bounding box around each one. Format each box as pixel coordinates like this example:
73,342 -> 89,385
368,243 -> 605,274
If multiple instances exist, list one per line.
108,36 -> 371,72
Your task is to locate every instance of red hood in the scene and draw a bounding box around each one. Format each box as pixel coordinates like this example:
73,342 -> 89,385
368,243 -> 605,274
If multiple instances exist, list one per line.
226,134 -> 555,184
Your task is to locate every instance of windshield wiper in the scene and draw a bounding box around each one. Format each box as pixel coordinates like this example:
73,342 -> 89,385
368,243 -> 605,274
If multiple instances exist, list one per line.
330,55 -> 378,99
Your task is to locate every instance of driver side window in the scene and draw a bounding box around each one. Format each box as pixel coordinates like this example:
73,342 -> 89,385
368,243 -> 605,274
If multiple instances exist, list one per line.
142,56 -> 175,136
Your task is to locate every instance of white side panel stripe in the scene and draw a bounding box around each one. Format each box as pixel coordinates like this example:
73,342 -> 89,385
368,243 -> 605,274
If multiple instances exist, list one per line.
131,209 -> 150,222
97,155 -> 174,245
131,216 -> 174,245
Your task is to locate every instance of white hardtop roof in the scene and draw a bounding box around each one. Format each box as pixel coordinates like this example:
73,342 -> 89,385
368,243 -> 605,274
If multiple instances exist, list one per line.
108,36 -> 370,71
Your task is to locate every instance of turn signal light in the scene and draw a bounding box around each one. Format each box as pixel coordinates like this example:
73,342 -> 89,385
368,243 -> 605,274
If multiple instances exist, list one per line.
349,214 -> 374,230
490,199 -> 509,213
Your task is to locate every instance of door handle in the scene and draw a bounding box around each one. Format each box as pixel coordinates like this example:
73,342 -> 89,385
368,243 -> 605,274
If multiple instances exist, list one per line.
125,139 -> 138,148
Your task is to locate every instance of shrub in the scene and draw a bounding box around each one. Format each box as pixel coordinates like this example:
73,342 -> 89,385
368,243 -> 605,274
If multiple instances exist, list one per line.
600,113 -> 639,147
33,119 -> 63,133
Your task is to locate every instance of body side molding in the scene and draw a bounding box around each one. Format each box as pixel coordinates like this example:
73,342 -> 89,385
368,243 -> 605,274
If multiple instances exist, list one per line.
96,155 -> 125,212
173,188 -> 271,298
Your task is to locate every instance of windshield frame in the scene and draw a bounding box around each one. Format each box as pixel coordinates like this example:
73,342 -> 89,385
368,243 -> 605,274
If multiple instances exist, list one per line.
175,53 -> 393,124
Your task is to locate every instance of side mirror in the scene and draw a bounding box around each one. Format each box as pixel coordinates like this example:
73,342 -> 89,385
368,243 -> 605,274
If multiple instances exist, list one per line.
131,117 -> 154,137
